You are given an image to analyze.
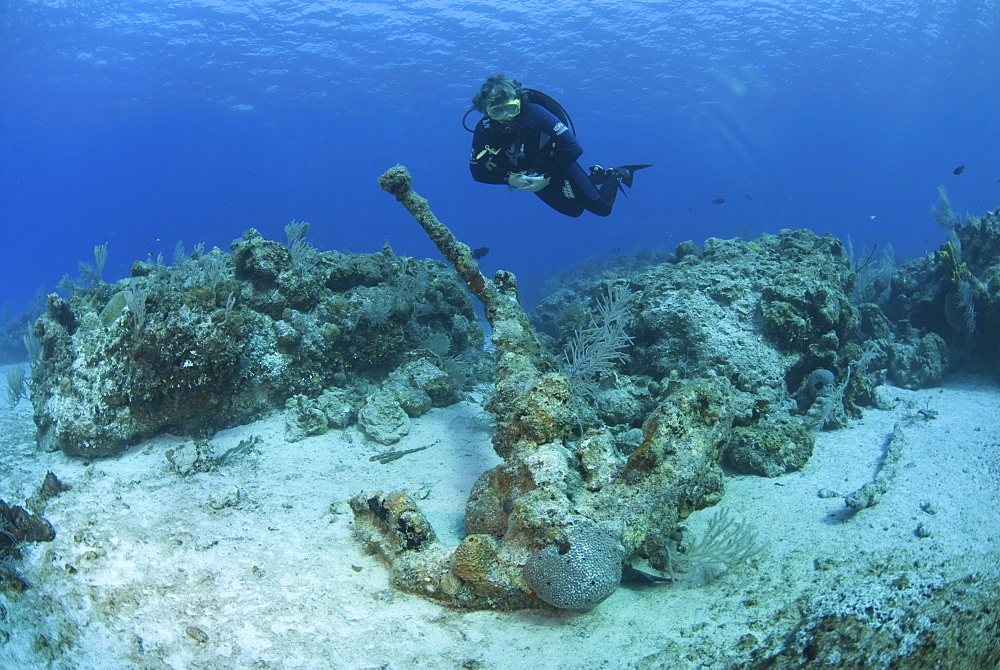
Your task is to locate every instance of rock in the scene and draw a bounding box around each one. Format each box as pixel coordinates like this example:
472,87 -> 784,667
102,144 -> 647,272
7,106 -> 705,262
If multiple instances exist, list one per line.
358,391 -> 410,445
887,329 -> 948,389
0,499 -> 56,562
207,485 -> 242,510
165,441 -> 215,476
284,394 -> 331,442
726,419 -> 815,477
28,229 -> 483,458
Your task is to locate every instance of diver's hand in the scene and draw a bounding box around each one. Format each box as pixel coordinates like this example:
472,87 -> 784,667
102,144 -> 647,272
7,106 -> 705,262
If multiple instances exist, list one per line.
508,173 -> 550,192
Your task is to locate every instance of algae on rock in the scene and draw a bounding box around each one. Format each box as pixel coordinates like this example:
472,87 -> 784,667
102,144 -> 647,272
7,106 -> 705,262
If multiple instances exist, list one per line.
881,206 -> 1000,382
353,171 -> 998,612
351,166 -> 737,611
29,227 -> 483,458
532,229 -> 878,475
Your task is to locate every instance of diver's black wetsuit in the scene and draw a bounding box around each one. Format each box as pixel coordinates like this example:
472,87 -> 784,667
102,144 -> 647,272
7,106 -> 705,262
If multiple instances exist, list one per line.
469,102 -> 620,217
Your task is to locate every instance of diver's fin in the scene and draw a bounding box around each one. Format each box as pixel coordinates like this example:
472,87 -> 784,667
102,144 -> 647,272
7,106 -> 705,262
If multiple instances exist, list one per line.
587,165 -> 613,184
615,164 -> 652,188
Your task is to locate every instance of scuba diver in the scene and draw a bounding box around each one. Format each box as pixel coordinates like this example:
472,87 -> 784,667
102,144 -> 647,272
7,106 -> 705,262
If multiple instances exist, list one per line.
466,74 -> 650,217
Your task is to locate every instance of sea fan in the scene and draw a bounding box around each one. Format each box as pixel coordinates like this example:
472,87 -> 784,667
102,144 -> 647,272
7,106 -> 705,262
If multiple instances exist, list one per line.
562,284 -> 635,396
667,508 -> 765,586
956,280 -> 977,335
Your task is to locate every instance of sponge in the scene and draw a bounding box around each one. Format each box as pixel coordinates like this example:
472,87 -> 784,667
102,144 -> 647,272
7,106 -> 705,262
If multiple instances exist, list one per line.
522,525 -> 625,611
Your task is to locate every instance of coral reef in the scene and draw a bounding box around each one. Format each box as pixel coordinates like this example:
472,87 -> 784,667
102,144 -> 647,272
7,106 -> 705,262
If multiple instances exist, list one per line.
355,175 -> 1000,613
28,228 -> 483,457
352,166 -> 742,611
533,229 -> 873,476
881,206 -> 1000,381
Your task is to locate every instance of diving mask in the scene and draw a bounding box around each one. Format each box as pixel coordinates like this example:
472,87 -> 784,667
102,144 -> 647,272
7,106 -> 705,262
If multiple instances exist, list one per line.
486,97 -> 521,121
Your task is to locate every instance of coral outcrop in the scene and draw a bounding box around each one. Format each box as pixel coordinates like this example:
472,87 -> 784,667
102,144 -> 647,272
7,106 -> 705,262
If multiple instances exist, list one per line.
882,207 -> 1000,381
351,166 -> 741,611
29,229 -> 483,457
353,173 -> 1000,614
533,230 -> 874,477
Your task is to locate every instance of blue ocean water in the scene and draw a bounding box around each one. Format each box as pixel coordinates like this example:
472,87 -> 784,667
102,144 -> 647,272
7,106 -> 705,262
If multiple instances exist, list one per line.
1,0 -> 998,316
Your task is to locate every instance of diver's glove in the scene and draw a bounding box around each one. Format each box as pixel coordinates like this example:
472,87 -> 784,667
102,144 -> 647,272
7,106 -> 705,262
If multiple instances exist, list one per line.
508,172 -> 550,192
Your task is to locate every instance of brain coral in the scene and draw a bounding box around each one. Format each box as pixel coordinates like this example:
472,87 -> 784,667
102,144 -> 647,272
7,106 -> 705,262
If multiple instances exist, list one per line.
522,525 -> 625,611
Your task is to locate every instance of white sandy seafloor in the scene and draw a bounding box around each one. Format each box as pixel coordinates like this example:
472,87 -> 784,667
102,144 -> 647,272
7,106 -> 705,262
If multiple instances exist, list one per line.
1,364 -> 998,669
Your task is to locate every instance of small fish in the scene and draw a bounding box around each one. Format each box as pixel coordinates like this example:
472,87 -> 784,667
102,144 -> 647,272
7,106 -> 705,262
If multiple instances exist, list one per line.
744,194 -> 752,200
953,164 -> 965,175
712,198 -> 726,205
472,247 -> 489,259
